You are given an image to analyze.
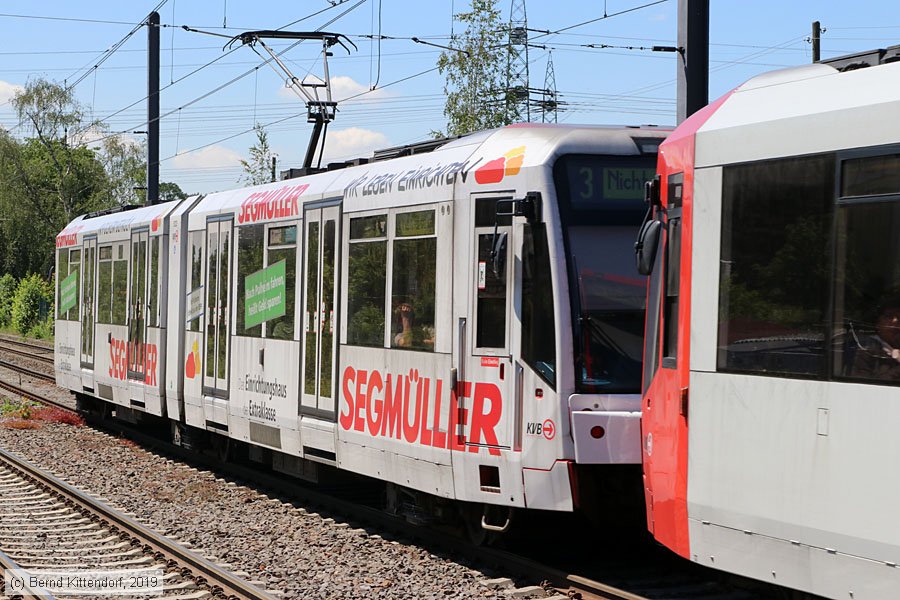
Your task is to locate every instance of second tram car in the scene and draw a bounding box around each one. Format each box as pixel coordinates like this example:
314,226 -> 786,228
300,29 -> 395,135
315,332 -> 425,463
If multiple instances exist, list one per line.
638,47 -> 900,598
56,123 -> 668,527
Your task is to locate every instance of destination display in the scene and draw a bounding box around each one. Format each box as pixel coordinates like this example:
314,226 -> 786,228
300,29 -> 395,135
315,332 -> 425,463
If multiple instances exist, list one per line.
560,155 -> 656,211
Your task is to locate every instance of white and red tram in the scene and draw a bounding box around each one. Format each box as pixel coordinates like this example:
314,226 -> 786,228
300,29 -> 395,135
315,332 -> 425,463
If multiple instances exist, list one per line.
55,123 -> 668,526
638,47 -> 900,598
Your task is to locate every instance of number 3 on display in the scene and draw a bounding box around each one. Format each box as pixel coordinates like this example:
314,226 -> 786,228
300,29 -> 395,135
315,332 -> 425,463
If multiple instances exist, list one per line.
579,167 -> 593,199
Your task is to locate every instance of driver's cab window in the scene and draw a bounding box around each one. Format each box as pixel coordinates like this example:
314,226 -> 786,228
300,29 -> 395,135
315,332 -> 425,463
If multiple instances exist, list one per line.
474,198 -> 511,350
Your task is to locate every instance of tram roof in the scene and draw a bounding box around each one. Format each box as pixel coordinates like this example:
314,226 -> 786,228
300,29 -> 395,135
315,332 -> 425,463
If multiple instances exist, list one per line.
692,57 -> 900,167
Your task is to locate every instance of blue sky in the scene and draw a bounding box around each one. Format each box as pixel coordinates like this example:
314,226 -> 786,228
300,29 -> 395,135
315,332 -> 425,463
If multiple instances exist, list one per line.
1,1 -> 899,194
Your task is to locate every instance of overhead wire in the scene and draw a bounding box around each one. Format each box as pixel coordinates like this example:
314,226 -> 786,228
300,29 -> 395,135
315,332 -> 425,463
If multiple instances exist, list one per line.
79,0 -> 367,146
65,1 -> 168,90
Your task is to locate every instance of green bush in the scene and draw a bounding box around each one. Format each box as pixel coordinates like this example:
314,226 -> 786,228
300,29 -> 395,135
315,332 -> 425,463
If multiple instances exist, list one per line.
29,316 -> 54,340
11,274 -> 53,336
0,273 -> 16,327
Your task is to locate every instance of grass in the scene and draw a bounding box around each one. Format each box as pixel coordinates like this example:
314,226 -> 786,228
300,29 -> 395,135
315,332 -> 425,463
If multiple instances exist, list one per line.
0,396 -> 84,427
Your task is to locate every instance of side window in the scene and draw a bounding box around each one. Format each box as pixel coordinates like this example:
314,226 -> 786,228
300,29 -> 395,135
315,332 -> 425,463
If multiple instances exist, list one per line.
521,222 -> 556,388
149,237 -> 160,327
236,224 -> 264,338
188,231 -> 204,332
662,173 -> 682,367
718,155 -> 834,377
112,244 -> 128,326
266,224 -> 297,340
834,152 -> 900,383
475,198 -> 511,349
347,215 -> 387,347
97,246 -> 113,324
57,248 -> 69,320
391,210 -> 436,351
66,249 -> 81,321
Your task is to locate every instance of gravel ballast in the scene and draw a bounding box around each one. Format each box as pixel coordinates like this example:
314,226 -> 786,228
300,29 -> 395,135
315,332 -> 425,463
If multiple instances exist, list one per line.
0,421 -> 516,599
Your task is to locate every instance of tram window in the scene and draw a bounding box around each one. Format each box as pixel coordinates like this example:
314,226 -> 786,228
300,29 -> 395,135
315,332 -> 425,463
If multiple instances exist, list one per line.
841,153 -> 900,197
236,224 -> 264,338
475,198 -> 512,228
521,222 -> 556,387
112,249 -> 128,326
833,201 -> 900,383
266,225 -> 297,340
718,154 -> 834,377
350,215 -> 387,239
56,249 -> 69,319
97,246 -> 113,324
476,233 -> 507,348
188,231 -> 204,332
347,214 -> 387,347
391,211 -> 436,351
65,249 -> 81,321
662,174 -> 683,367
149,238 -> 159,327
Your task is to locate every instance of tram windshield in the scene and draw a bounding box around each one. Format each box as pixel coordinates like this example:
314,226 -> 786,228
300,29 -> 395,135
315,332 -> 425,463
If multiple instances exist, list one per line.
554,154 -> 656,393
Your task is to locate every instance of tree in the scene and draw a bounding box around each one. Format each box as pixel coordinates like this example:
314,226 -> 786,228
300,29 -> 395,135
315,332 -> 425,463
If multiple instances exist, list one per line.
9,80 -> 110,225
95,134 -> 146,206
239,123 -> 276,186
436,0 -> 517,137
159,181 -> 189,203
0,78 -> 113,279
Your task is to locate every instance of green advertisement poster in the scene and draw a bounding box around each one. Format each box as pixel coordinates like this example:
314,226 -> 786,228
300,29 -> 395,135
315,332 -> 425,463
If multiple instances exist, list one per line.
60,270 -> 78,314
245,259 -> 286,329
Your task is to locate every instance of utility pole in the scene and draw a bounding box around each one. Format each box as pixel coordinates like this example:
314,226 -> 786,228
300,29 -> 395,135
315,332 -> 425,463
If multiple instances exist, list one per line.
812,21 -> 821,62
506,0 -> 530,122
147,11 -> 160,205
271,156 -> 277,182
540,52 -> 558,123
676,0 -> 709,124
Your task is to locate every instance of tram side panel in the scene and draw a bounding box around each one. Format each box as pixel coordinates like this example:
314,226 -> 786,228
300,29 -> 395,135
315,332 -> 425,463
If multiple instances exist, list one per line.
55,221 -> 84,392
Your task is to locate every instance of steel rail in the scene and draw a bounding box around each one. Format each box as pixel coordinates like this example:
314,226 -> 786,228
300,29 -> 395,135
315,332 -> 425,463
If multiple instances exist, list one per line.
0,379 -> 71,412
0,374 -> 655,600
0,358 -> 55,383
0,336 -> 54,353
0,343 -> 54,365
0,446 -> 277,600
0,547 -> 53,599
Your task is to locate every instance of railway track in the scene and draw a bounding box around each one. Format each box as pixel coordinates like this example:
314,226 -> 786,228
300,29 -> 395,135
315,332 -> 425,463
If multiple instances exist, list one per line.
0,357 -> 770,600
0,335 -> 53,354
0,446 -> 276,600
0,342 -> 53,366
0,358 -> 55,383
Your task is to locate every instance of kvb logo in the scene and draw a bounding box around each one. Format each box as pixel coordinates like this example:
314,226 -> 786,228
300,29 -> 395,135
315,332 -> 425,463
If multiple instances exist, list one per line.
474,146 -> 526,184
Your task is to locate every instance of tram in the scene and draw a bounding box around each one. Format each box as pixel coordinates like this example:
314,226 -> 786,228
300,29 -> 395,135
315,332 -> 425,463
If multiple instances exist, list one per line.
637,46 -> 900,598
55,123 -> 669,528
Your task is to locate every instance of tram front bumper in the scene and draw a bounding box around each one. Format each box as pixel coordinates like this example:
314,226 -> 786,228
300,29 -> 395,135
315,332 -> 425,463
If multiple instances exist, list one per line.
568,394 -> 642,464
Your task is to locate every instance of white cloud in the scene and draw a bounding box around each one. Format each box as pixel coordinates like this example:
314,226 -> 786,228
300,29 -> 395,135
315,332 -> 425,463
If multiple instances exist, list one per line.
71,124 -> 141,149
0,80 -> 24,105
171,144 -> 243,170
321,127 -> 389,163
648,12 -> 667,22
276,75 -> 389,102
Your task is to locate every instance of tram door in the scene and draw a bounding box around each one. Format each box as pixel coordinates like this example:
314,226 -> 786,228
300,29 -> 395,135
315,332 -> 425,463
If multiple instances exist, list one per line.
300,204 -> 341,418
460,196 -> 516,452
203,218 -> 232,396
127,230 -> 149,381
80,237 -> 97,369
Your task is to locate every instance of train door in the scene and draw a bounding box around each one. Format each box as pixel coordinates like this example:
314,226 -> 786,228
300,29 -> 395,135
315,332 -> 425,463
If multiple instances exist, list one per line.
641,171 -> 689,551
80,237 -> 97,369
204,217 -> 232,397
300,203 -> 341,419
452,195 -> 520,506
127,229 -> 149,381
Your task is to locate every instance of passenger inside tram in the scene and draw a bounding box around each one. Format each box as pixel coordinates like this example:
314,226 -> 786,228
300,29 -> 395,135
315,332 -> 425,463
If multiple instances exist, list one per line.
849,292 -> 900,380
